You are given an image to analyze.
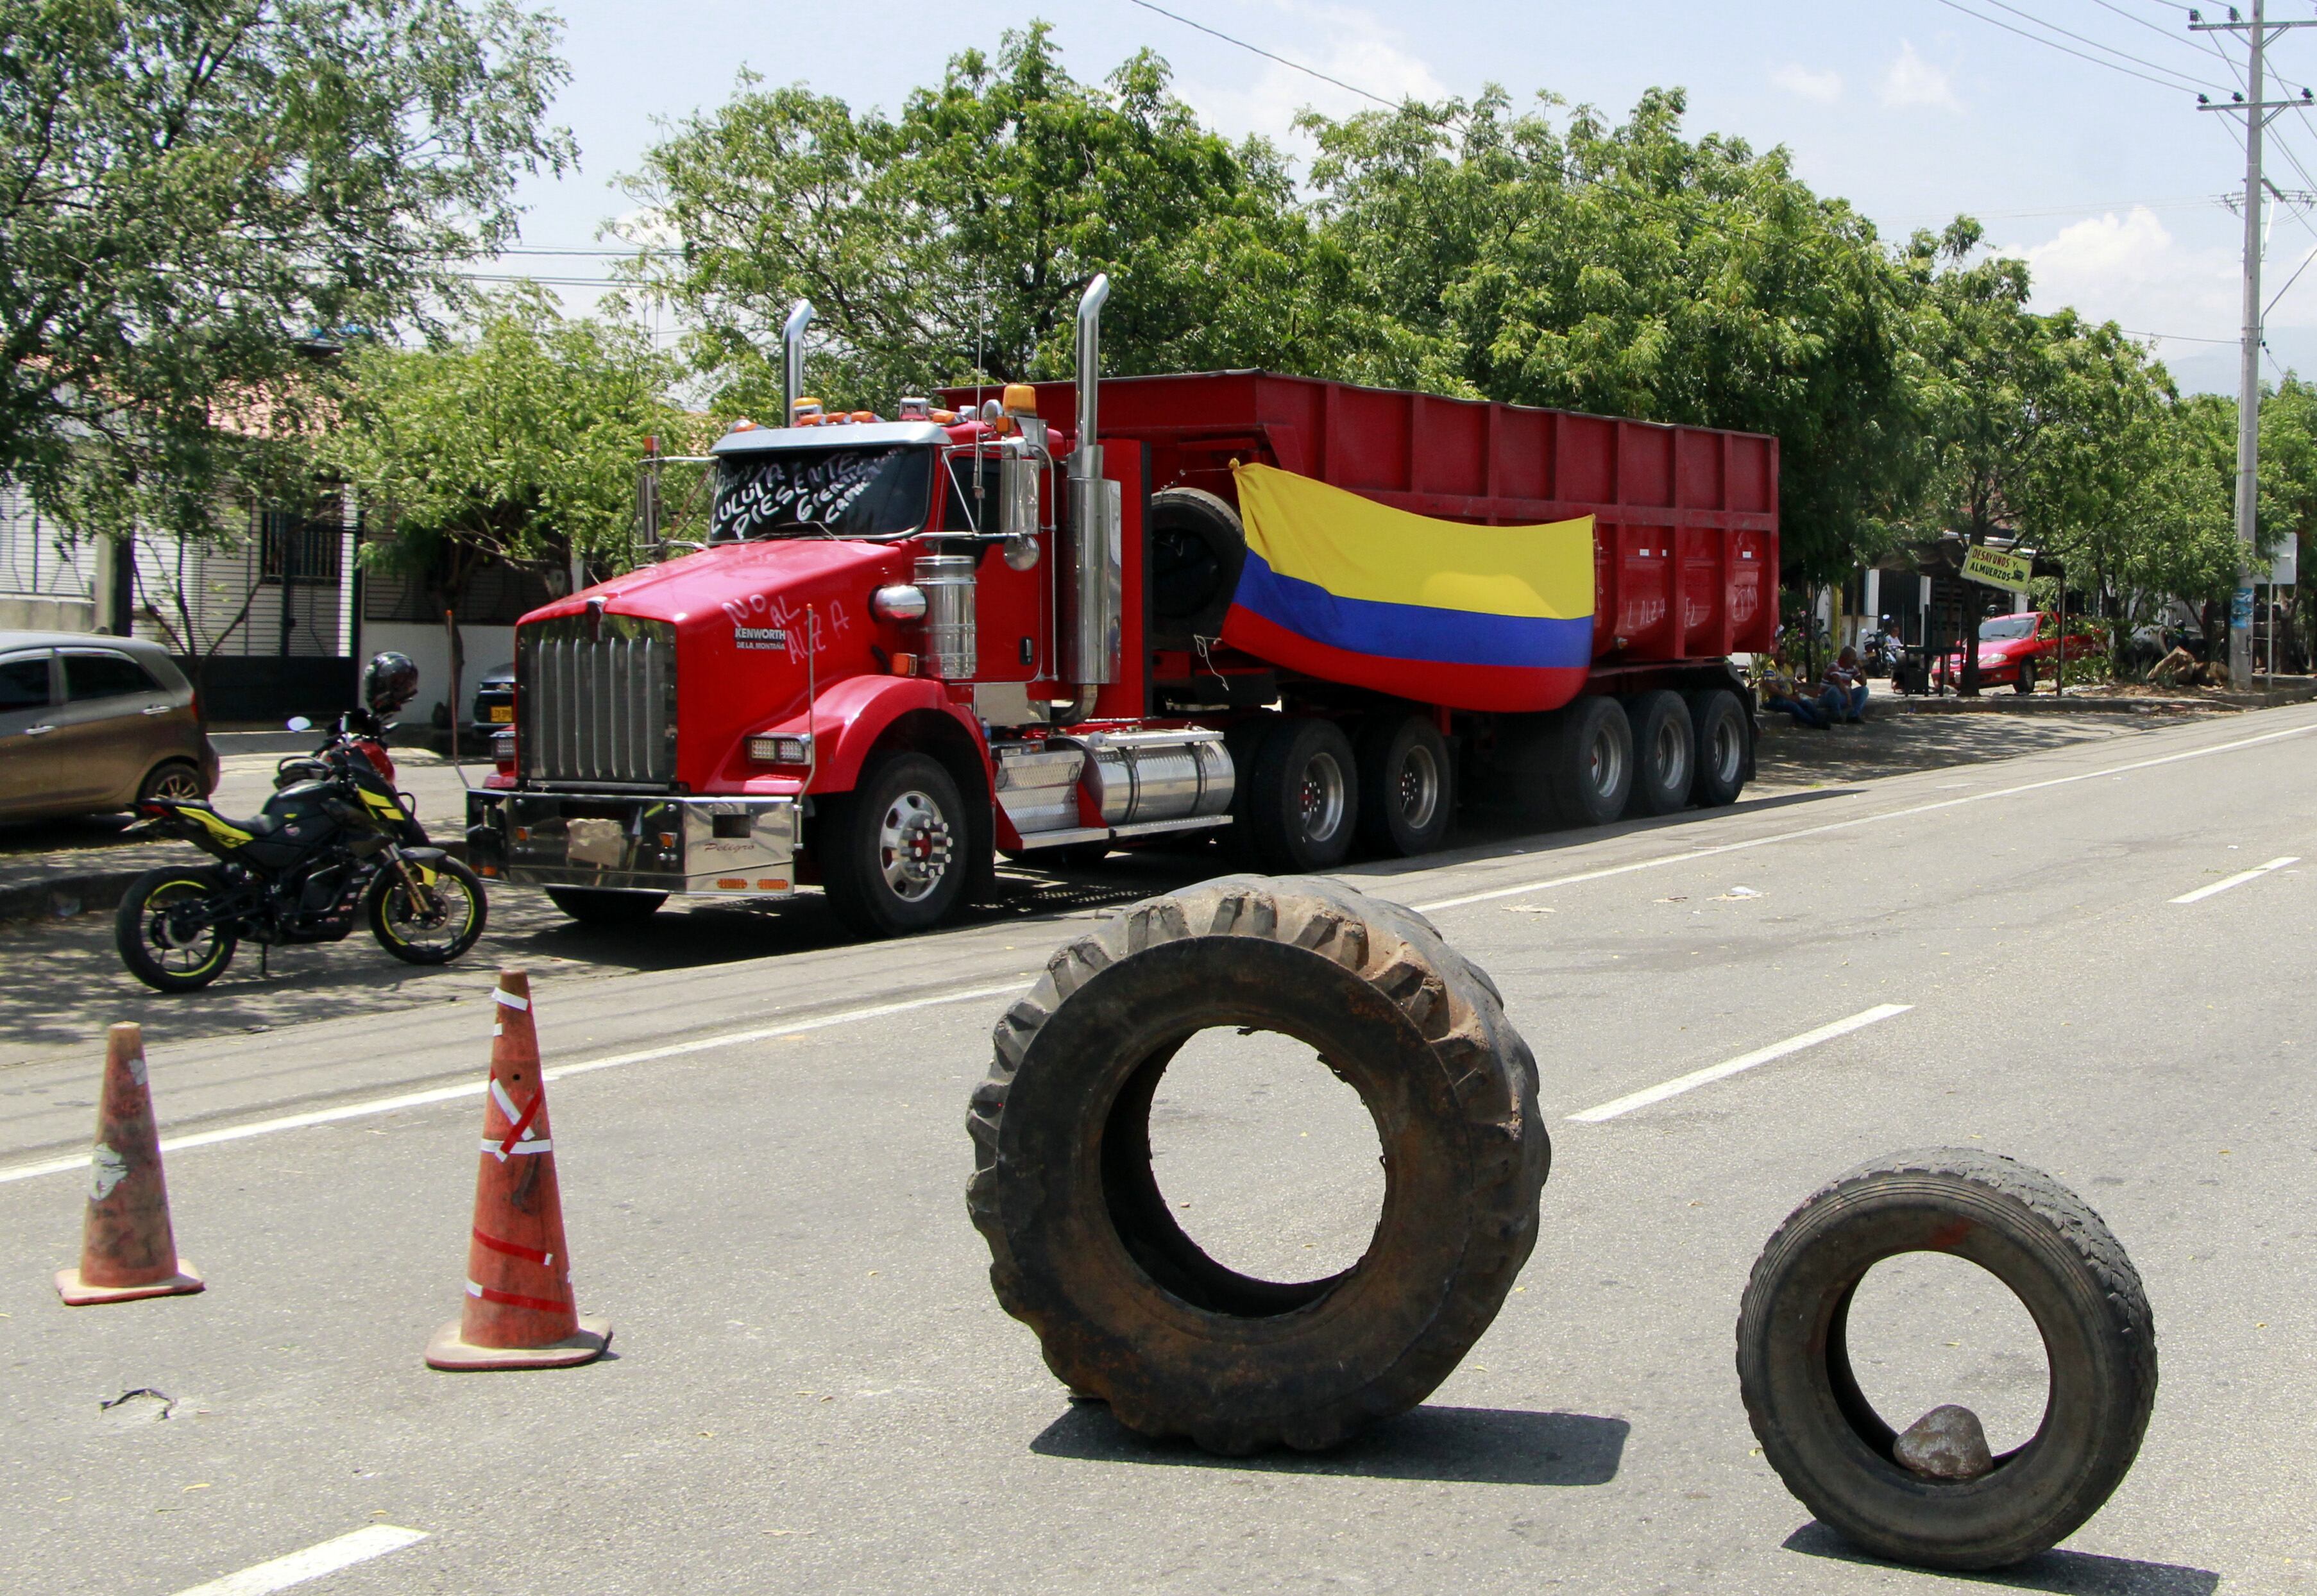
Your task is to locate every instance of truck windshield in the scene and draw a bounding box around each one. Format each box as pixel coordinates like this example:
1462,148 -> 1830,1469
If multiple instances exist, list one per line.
711,446 -> 933,541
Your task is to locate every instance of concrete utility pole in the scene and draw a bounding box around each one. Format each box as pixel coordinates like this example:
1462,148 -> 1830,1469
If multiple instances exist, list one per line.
2196,2 -> 2317,686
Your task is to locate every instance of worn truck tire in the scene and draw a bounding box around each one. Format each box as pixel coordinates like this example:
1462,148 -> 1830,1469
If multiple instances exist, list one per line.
1147,487 -> 1248,652
1736,1150 -> 2157,1572
967,874 -> 1549,1454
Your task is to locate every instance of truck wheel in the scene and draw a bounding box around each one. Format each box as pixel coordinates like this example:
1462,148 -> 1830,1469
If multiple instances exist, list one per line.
1622,691 -> 1693,817
1687,689 -> 1748,808
1355,712 -> 1453,857
545,887 -> 666,927
1246,718 -> 1358,872
1736,1150 -> 2156,1572
819,751 -> 972,936
1147,488 -> 1247,652
1545,696 -> 1633,828
967,874 -> 1549,1454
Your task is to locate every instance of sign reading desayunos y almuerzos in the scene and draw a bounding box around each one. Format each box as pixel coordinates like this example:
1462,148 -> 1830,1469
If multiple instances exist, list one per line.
1960,545 -> 2033,593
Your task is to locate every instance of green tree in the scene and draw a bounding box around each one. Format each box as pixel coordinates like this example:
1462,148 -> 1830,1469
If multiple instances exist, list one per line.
0,0 -> 572,549
1300,87 -> 1926,584
330,289 -> 702,711
624,24 -> 1348,414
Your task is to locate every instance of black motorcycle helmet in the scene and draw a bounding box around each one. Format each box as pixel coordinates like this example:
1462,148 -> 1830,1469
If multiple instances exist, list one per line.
362,651 -> 420,717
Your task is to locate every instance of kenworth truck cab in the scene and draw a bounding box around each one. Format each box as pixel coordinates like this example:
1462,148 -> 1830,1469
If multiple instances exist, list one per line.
468,278 -> 1778,937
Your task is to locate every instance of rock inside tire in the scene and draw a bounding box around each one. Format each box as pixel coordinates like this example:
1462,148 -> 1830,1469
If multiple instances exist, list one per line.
967,874 -> 1549,1454
1735,1150 -> 2157,1571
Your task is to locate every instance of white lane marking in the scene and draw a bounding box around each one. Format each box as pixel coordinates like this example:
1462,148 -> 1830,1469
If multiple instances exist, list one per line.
0,980 -> 1031,1186
1411,720 -> 2317,913
1568,1004 -> 1912,1123
171,1525 -> 428,1596
2170,855 -> 2300,904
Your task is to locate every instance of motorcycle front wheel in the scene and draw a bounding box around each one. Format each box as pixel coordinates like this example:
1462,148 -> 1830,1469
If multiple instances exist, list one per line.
366,856 -> 488,965
115,865 -> 239,992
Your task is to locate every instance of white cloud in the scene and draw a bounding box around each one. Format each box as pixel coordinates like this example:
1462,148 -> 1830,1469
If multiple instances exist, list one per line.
1772,64 -> 1843,105
1167,2 -> 1448,155
1880,41 -> 1960,111
2001,206 -> 2243,337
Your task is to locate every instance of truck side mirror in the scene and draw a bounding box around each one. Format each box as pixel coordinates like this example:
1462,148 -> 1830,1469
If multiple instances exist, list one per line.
1000,455 -> 1040,571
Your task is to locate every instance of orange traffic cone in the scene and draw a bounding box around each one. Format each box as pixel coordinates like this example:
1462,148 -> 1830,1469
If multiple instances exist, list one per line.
56,1023 -> 202,1305
425,970 -> 609,1370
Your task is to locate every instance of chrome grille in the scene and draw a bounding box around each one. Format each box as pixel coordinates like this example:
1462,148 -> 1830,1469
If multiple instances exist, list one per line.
518,615 -> 678,786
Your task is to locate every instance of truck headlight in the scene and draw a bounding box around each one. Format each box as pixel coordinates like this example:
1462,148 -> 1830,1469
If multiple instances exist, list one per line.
749,734 -> 815,765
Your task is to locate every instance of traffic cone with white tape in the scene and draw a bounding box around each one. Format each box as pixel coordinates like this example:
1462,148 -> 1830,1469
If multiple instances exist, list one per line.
56,1023 -> 202,1305
425,970 -> 609,1370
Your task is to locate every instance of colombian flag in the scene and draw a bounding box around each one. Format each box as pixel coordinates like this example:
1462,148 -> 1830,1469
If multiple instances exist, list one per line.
1221,463 -> 1597,713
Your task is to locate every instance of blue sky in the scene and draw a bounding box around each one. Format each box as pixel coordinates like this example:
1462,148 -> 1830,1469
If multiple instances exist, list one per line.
492,0 -> 2317,394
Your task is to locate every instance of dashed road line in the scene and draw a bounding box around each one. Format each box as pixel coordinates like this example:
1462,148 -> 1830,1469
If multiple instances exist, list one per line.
1568,1004 -> 1914,1123
171,1525 -> 429,1595
1408,720 -> 2317,914
2170,855 -> 2300,904
0,979 -> 1031,1187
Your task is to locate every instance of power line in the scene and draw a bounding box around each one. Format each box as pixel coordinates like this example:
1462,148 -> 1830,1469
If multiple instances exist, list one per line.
1930,0 -> 2225,90
1123,0 -> 1435,117
2082,0 -> 2233,56
1969,0 -> 2226,89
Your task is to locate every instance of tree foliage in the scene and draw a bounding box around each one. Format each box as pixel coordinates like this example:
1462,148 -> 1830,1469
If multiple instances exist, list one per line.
328,289 -> 704,670
0,0 -> 573,546
625,24 -> 1358,416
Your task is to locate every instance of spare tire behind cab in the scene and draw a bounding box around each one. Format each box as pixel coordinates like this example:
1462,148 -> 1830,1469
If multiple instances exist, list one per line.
1148,487 -> 1247,654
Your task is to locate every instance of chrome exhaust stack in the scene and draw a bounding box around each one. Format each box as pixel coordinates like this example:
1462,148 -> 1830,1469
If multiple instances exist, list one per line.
781,300 -> 814,426
1062,275 -> 1121,695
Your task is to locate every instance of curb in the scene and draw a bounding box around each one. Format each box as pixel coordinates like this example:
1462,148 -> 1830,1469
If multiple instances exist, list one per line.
0,839 -> 470,930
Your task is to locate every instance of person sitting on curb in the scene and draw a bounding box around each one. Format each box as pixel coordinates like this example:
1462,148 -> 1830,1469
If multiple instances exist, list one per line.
1822,647 -> 1869,724
1760,668 -> 1831,729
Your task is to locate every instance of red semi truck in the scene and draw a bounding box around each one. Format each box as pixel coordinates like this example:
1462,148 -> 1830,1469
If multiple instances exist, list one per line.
467,279 -> 1778,935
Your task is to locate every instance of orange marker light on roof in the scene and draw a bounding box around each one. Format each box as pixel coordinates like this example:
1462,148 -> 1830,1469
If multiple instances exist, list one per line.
1002,383 -> 1038,416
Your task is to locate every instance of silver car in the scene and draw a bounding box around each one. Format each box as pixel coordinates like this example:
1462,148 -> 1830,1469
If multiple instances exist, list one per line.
0,631 -> 219,821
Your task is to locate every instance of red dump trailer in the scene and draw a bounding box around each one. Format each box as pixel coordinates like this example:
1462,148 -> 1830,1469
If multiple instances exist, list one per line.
470,282 -> 1779,937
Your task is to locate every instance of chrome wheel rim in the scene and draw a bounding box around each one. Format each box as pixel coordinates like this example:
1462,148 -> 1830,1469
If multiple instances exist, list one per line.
878,789 -> 953,902
1711,715 -> 1743,785
148,768 -> 202,802
1587,725 -> 1625,799
1395,744 -> 1441,831
1653,719 -> 1689,792
1298,751 -> 1348,844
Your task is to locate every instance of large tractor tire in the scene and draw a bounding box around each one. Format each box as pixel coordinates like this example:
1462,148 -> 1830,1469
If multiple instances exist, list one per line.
1147,488 -> 1248,653
1736,1150 -> 2157,1571
966,874 -> 1550,1455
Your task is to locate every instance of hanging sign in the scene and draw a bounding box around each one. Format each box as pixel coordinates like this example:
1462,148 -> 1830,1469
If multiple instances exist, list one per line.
1961,545 -> 2033,593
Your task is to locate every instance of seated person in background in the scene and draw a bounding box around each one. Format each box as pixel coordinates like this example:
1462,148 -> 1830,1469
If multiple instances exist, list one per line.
1759,668 -> 1829,729
1821,647 -> 1869,724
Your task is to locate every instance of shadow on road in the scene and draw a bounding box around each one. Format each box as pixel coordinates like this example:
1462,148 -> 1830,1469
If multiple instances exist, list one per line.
1030,1401 -> 1627,1487
1781,1522 -> 2220,1593
1753,708 -> 2196,790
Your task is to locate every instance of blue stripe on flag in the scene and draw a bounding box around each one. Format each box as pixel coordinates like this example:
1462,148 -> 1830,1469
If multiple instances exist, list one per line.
1233,552 -> 1593,669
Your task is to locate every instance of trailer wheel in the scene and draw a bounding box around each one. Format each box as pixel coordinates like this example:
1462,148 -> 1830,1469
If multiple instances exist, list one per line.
1685,689 -> 1747,808
1737,1150 -> 2156,1571
817,751 -> 972,936
1148,488 -> 1248,652
1545,696 -> 1633,828
1355,712 -> 1453,857
1246,718 -> 1359,872
966,874 -> 1549,1454
1622,691 -> 1694,817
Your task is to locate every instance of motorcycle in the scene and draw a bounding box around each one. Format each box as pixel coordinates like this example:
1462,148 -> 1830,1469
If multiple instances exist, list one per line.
114,708 -> 486,992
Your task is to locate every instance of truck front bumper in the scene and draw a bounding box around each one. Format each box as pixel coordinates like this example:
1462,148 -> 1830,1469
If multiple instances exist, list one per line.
466,789 -> 799,898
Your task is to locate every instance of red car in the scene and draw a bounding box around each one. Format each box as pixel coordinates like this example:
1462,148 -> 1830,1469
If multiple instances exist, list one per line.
1944,611 -> 2099,692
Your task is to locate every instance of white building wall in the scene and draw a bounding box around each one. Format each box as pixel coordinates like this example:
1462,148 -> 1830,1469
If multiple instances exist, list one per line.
0,480 -> 100,631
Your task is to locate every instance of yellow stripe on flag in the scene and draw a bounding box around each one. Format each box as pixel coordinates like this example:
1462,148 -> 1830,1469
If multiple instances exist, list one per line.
1231,463 -> 1595,620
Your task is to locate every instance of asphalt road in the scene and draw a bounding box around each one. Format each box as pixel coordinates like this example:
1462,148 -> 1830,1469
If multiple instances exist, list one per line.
3,705 -> 2313,1593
